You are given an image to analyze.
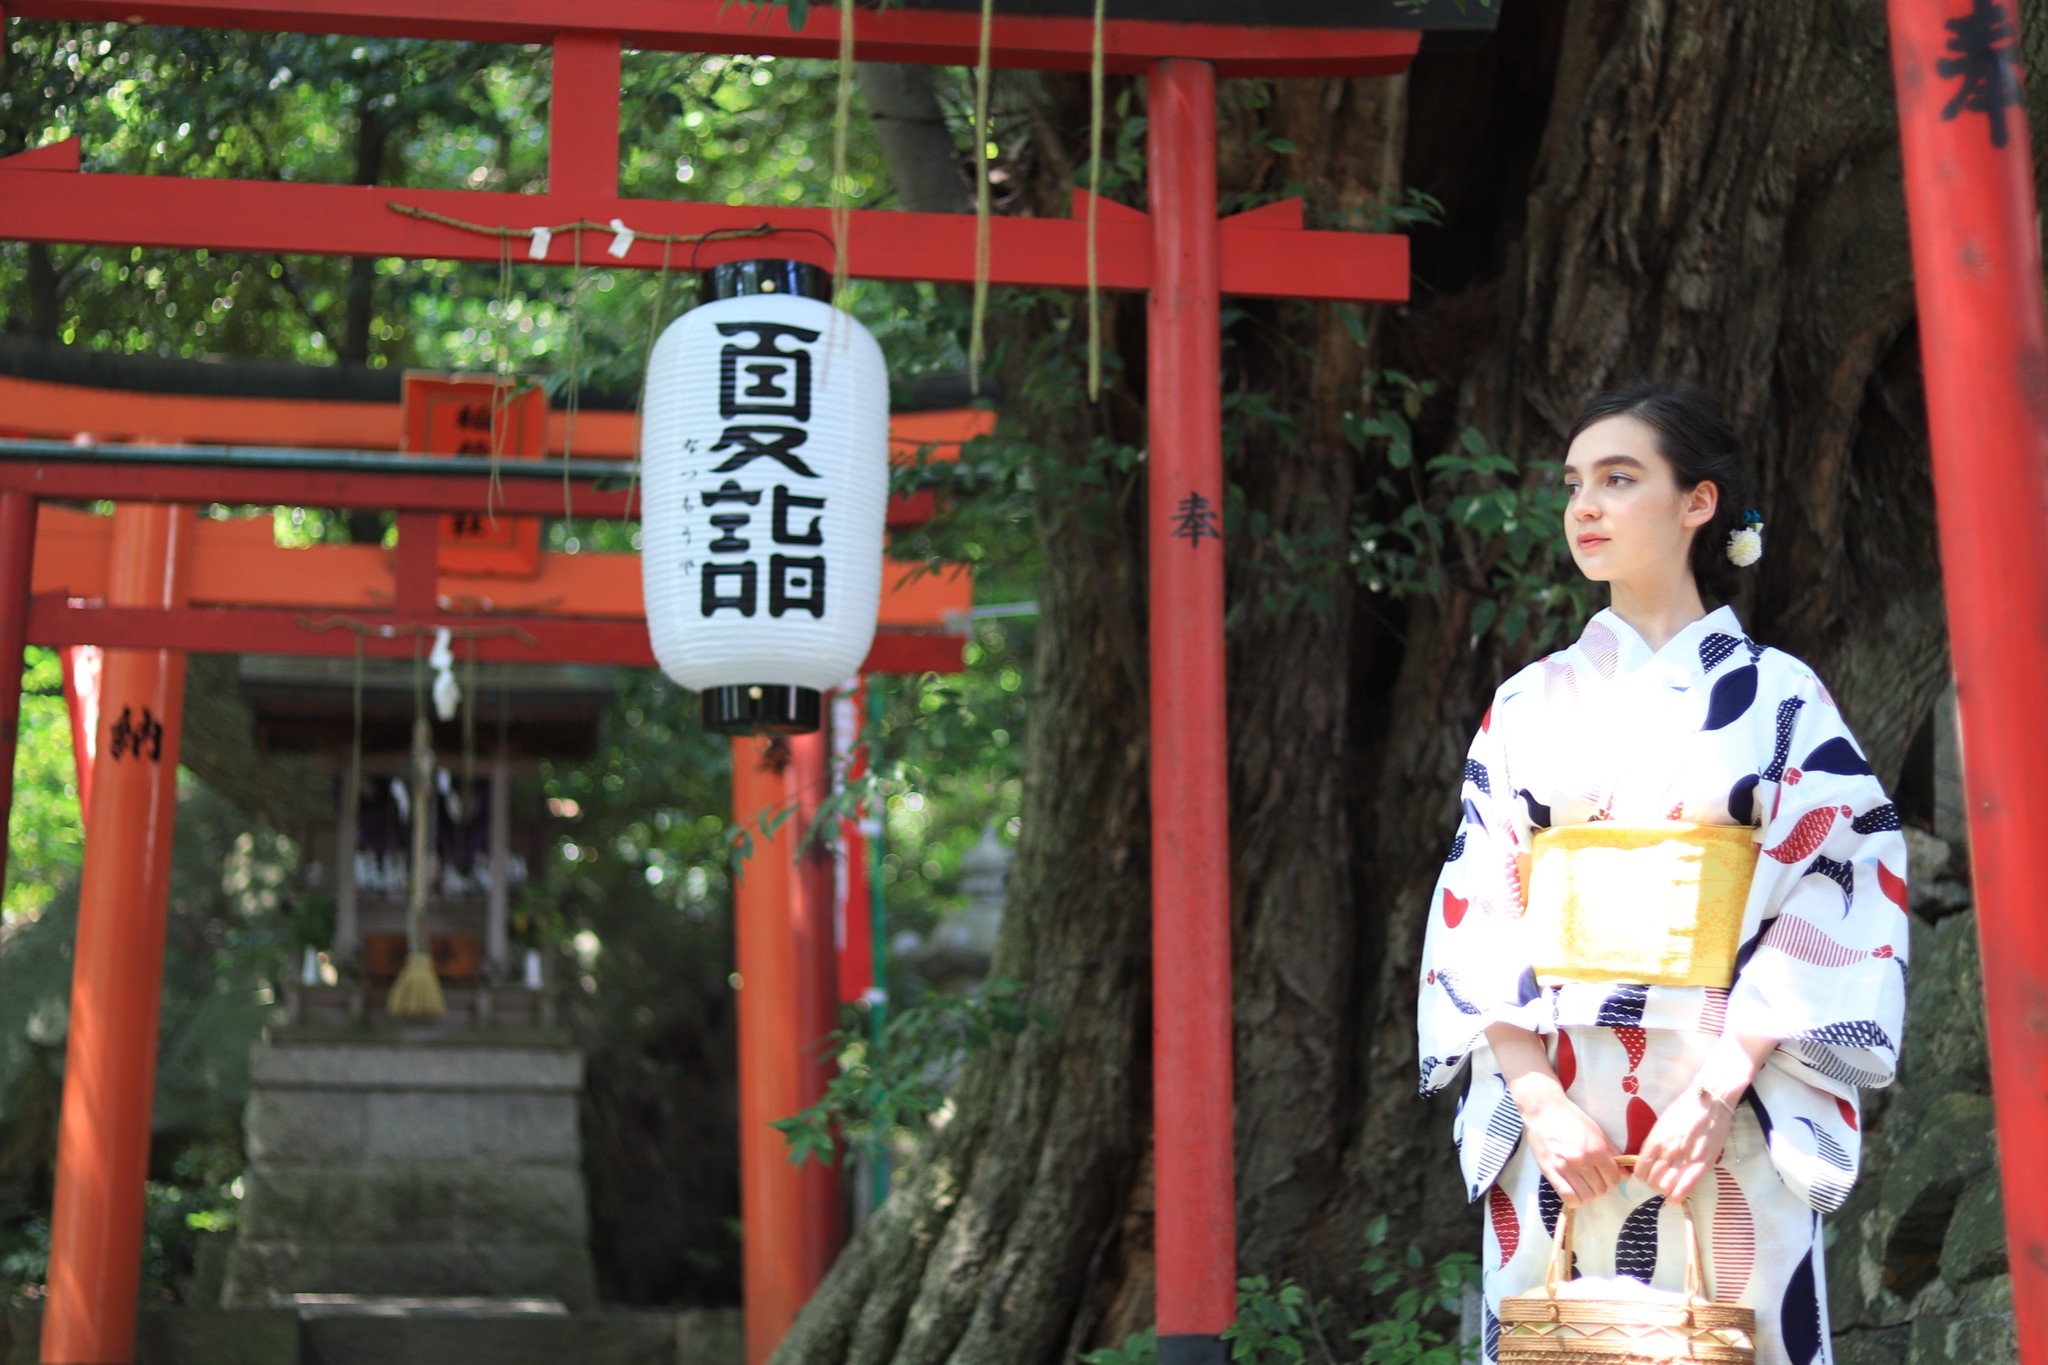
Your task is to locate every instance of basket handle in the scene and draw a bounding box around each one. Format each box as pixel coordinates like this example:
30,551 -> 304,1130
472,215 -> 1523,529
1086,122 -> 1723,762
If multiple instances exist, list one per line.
1540,1156 -> 1709,1305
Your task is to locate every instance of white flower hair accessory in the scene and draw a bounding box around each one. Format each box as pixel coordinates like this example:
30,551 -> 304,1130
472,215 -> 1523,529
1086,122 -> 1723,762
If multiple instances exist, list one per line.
1727,509 -> 1764,567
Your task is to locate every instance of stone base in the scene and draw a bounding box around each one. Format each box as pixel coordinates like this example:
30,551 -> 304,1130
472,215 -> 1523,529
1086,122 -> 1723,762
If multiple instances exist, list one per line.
225,1039 -> 598,1310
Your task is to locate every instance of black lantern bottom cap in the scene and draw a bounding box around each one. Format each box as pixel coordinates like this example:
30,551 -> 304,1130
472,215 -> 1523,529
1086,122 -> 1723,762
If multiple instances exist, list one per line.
702,685 -> 823,736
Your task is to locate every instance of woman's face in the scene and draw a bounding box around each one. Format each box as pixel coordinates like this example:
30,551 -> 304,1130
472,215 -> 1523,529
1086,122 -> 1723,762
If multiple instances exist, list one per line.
1560,415 -> 1716,589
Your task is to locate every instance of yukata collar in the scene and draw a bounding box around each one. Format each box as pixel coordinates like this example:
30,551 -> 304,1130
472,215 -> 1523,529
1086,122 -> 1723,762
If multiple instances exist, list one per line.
1582,604 -> 1743,682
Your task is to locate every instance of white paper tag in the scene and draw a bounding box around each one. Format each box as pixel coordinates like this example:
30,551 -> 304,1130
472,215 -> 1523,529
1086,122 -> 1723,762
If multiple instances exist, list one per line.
528,225 -> 553,260
607,218 -> 636,259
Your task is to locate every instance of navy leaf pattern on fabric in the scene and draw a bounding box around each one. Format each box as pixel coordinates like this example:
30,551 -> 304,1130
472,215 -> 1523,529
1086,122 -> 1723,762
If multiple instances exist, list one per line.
1803,736 -> 1873,777
1747,1088 -> 1775,1148
1794,1019 -> 1894,1052
1445,831 -> 1468,864
1465,759 -> 1492,795
1796,1117 -> 1857,1210
1804,855 -> 1856,914
1702,665 -> 1760,731
1538,1177 -> 1563,1239
1594,983 -> 1649,1027
1763,698 -> 1806,782
1748,640 -> 1765,664
1540,1186 -> 1564,1252
1734,920 -> 1771,979
1728,773 -> 1761,826
1518,788 -> 1552,828
1853,803 -> 1903,834
1436,970 -> 1485,1016
1462,797 -> 1488,834
1515,968 -> 1541,1006
1780,1246 -> 1825,1365
1616,1195 -> 1666,1284
1699,633 -> 1743,672
1484,1303 -> 1500,1365
1789,1040 -> 1892,1090
1472,1082 -> 1525,1197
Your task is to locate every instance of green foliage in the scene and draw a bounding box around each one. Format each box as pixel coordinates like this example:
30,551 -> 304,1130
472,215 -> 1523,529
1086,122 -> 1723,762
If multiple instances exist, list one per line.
1348,372 -> 1599,651
1081,1329 -> 1158,1365
3,650 -> 82,925
769,977 -> 1051,1167
1078,1225 -> 1479,1365
1219,1220 -> 1479,1365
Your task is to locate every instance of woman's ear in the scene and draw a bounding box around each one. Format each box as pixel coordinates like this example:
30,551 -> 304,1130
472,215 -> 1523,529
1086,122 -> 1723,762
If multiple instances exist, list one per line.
1683,479 -> 1720,530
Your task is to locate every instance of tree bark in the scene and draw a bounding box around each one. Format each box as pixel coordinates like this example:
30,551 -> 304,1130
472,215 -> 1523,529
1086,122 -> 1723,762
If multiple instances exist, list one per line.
857,63 -> 973,215
779,4 -> 2042,1360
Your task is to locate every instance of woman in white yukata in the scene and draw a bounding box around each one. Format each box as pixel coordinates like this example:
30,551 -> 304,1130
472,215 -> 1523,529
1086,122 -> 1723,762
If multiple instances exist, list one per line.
1416,384 -> 1908,1365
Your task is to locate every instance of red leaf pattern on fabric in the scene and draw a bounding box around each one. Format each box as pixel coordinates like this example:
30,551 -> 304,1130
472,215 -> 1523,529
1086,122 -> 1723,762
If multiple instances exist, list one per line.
1582,620 -> 1619,680
1488,1185 -> 1520,1268
1544,656 -> 1578,707
1760,915 -> 1867,968
1625,1096 -> 1657,1155
1442,888 -> 1468,929
1765,807 -> 1839,864
1555,1031 -> 1577,1092
1877,861 -> 1908,914
1697,988 -> 1729,1035
1836,1095 -> 1859,1131
1712,1169 -> 1755,1303
1614,1025 -> 1648,1071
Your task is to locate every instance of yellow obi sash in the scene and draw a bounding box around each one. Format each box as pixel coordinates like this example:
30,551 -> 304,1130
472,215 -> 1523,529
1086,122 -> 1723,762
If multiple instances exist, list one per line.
1523,823 -> 1758,989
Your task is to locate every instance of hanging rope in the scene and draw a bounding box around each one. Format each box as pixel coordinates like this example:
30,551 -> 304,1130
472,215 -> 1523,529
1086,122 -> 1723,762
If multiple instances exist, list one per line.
489,232 -> 516,527
628,234 -> 676,521
1086,0 -> 1107,401
968,0 -> 995,393
562,227 -> 584,523
389,635 -> 446,1020
832,0 -> 857,307
461,630 -> 478,822
347,632 -> 365,820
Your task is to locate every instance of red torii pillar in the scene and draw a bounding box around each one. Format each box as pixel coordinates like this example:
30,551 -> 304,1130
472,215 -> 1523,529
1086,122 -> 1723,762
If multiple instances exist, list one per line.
42,503 -> 194,1365
733,730 -> 844,1365
1885,4 -> 2048,1361
1146,59 -> 1235,1365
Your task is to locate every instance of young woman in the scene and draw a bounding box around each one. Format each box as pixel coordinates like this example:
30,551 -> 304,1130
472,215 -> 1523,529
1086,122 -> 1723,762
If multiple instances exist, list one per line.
1416,384 -> 1908,1365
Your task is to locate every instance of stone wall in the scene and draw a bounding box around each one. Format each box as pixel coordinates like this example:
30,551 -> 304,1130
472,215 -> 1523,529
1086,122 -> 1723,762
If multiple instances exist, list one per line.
1830,838 -> 2014,1363
223,1040 -> 598,1309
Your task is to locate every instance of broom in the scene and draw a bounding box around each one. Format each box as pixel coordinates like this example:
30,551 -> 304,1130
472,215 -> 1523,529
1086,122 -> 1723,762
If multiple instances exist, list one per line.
388,707 -> 446,1019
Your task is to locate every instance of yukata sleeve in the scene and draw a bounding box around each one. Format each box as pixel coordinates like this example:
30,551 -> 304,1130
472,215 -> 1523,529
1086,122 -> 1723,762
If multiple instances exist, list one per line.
1724,670 -> 1911,1094
1417,694 -> 1544,1098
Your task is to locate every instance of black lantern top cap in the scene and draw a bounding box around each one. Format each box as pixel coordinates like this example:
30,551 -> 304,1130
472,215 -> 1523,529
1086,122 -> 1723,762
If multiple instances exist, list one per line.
701,259 -> 833,304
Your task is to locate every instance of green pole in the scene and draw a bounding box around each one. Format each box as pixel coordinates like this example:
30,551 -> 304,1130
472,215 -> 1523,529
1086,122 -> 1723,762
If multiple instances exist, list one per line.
867,676 -> 891,1212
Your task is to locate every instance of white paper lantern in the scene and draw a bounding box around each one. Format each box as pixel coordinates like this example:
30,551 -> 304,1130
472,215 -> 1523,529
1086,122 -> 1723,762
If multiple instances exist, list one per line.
640,288 -> 890,729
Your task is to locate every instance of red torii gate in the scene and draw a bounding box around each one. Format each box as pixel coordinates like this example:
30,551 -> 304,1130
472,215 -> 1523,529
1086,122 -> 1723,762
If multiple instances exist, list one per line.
0,6 -> 1434,1364
5,3 -> 2046,1365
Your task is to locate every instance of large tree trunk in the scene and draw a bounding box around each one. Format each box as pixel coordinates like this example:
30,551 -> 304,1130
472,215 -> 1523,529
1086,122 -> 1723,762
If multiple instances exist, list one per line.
780,5 -> 2047,1361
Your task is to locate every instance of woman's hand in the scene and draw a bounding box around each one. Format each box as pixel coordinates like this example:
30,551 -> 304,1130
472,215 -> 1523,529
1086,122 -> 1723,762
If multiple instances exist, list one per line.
1636,1032 -> 1777,1203
1520,1083 -> 1624,1206
1633,1089 -> 1732,1203
1485,1023 -> 1622,1206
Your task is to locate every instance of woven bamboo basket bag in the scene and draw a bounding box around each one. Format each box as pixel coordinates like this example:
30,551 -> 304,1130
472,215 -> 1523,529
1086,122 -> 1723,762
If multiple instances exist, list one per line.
1497,1158 -> 1757,1364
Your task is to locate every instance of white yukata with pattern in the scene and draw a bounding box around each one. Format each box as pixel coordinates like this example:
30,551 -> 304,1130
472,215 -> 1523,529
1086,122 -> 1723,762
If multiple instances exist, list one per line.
1415,606 -> 1909,1365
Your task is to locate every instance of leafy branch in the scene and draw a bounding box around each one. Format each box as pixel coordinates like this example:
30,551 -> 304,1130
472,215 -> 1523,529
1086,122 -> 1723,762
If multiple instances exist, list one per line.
771,976 -> 1053,1167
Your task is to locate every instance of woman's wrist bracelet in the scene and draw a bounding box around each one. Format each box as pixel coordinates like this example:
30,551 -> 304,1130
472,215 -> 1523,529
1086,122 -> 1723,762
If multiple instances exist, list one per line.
1695,1085 -> 1738,1120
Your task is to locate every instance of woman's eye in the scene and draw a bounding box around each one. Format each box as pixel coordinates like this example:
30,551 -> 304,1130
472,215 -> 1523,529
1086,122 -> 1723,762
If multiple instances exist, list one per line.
1607,475 -> 1632,487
